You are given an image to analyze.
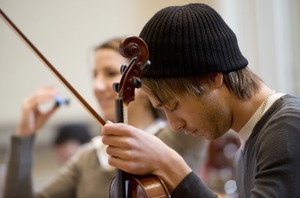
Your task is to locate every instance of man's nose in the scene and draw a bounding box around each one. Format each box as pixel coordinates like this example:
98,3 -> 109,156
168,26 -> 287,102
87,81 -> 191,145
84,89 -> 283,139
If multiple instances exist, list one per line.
165,112 -> 184,131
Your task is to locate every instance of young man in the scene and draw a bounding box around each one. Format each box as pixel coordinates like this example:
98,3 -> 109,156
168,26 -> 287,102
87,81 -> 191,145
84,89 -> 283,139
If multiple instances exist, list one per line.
102,3 -> 300,197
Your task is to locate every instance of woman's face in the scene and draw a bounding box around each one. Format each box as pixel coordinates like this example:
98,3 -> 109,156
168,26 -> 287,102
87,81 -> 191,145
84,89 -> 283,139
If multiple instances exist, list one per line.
93,48 -> 128,121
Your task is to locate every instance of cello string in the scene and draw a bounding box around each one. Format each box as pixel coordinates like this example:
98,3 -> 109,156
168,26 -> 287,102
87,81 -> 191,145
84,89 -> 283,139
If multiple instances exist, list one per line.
0,8 -> 106,126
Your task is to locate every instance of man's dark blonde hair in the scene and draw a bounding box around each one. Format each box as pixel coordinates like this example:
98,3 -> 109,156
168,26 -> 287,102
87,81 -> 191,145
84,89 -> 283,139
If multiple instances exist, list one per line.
141,67 -> 263,105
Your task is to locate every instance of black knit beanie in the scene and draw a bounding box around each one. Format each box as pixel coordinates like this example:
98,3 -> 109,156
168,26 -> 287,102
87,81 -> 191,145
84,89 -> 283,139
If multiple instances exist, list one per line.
139,3 -> 248,77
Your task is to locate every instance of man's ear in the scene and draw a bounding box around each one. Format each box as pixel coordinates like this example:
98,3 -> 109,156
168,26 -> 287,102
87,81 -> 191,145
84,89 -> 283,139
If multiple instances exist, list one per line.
209,73 -> 223,88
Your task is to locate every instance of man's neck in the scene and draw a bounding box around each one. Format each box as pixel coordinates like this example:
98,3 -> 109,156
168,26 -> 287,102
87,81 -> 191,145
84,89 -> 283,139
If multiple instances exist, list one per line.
231,84 -> 273,132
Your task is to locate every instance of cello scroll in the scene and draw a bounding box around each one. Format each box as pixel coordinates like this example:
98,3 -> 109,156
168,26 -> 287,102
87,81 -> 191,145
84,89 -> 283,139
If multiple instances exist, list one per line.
113,36 -> 150,105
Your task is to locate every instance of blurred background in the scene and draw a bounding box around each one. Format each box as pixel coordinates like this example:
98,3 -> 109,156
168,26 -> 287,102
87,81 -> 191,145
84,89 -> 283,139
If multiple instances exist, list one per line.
0,0 -> 299,196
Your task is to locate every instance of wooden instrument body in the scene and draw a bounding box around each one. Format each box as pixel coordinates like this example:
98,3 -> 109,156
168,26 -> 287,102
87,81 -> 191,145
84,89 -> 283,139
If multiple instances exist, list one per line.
110,174 -> 170,198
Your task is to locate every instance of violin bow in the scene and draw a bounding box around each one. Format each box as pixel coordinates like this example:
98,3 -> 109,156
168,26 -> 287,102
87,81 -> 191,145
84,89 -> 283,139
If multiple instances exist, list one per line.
0,8 -> 106,126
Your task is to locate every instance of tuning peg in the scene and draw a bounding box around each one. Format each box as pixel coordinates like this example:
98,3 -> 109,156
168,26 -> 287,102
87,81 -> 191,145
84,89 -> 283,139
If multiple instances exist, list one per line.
112,82 -> 119,92
142,60 -> 151,70
120,64 -> 127,74
133,77 -> 142,88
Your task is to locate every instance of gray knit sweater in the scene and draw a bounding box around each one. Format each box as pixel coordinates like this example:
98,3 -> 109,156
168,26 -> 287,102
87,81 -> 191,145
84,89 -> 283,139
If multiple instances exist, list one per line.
172,95 -> 300,198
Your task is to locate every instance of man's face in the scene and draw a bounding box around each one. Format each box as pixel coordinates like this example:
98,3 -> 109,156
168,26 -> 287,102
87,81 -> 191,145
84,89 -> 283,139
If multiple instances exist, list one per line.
146,88 -> 231,140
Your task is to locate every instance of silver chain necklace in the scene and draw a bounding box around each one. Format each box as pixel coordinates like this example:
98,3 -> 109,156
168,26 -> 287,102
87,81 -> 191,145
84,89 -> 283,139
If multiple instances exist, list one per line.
258,90 -> 275,120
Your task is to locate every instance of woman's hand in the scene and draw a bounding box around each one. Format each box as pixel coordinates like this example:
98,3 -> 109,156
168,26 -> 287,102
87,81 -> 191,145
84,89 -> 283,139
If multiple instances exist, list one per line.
101,122 -> 192,191
16,85 -> 60,137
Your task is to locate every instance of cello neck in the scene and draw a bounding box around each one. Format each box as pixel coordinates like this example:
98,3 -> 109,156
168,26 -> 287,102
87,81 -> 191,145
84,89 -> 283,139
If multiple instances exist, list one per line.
115,97 -> 127,198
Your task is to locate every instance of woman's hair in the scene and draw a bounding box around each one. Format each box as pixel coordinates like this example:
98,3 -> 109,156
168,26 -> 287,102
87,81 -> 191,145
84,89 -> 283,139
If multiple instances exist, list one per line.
94,37 -> 133,64
94,37 -> 124,52
142,67 -> 263,105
